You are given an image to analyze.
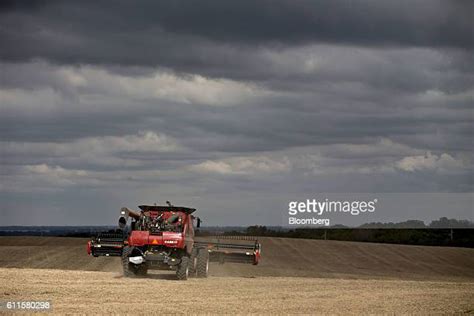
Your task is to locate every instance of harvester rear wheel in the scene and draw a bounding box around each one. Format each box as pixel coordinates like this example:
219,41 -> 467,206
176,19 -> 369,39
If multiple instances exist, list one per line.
196,248 -> 209,278
176,255 -> 190,280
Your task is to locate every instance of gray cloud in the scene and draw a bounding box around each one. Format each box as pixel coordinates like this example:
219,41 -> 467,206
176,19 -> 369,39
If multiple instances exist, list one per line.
1,1 -> 473,70
0,1 -> 472,225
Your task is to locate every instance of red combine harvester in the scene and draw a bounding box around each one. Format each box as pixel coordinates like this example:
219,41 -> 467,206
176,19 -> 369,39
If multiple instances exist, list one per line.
87,204 -> 261,280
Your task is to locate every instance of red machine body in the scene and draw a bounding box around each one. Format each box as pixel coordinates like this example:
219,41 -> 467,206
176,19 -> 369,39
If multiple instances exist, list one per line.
128,231 -> 185,248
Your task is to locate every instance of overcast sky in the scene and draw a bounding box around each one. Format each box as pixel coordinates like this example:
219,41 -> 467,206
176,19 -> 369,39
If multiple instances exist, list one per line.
0,0 -> 473,226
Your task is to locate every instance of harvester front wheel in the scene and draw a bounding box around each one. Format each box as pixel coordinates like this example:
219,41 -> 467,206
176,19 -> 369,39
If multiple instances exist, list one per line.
176,255 -> 190,280
196,249 -> 209,278
136,265 -> 148,276
121,246 -> 146,277
189,248 -> 198,277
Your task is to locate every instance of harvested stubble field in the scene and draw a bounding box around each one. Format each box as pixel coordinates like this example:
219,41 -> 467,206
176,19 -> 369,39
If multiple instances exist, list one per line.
0,236 -> 473,314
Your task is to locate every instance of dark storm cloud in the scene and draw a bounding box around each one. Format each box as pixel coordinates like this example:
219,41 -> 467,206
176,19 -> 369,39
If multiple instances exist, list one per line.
0,1 -> 473,226
1,82 -> 471,154
1,0 -> 473,72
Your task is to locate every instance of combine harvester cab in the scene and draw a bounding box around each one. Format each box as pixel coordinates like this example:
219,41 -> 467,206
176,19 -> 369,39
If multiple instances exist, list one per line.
87,204 -> 261,280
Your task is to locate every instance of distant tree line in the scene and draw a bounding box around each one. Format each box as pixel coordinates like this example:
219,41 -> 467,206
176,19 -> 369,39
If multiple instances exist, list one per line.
358,217 -> 474,228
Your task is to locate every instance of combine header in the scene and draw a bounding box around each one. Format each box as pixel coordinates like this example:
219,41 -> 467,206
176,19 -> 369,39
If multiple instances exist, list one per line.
87,203 -> 261,280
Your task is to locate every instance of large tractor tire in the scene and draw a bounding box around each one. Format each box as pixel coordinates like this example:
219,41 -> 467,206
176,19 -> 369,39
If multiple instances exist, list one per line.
136,265 -> 148,276
189,248 -> 198,277
176,256 -> 190,280
121,246 -> 147,277
196,249 -> 209,278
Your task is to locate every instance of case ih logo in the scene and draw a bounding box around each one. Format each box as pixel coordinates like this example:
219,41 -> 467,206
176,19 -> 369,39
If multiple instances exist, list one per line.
164,240 -> 178,244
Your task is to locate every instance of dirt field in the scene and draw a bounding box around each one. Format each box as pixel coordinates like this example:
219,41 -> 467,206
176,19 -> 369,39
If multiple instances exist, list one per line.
0,236 -> 473,314
1,268 -> 473,314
